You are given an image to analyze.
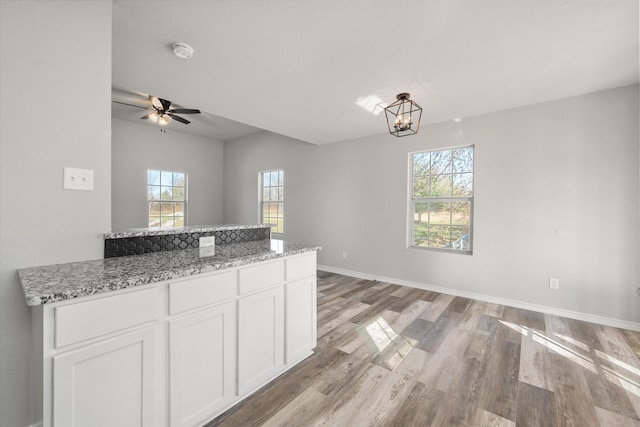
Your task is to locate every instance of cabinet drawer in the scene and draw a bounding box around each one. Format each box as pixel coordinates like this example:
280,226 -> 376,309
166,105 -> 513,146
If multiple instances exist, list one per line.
238,260 -> 284,295
169,271 -> 236,315
54,288 -> 156,348
285,252 -> 316,282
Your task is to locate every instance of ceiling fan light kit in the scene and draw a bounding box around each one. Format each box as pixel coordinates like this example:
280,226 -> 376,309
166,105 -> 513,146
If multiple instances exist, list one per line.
384,93 -> 422,137
172,42 -> 194,59
113,95 -> 201,126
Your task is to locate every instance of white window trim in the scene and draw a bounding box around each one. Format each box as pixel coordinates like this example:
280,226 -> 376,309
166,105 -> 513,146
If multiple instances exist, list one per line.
407,145 -> 474,254
147,169 -> 188,229
258,169 -> 284,236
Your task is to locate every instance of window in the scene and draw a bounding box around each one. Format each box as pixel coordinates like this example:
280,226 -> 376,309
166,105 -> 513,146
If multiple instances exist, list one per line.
260,170 -> 284,234
147,170 -> 186,228
410,146 -> 473,253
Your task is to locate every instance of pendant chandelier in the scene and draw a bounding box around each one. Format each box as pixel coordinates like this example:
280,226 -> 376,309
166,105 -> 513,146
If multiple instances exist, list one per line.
384,93 -> 422,137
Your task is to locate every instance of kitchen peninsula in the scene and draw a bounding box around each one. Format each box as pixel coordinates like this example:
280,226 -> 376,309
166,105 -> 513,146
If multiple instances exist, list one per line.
18,225 -> 320,427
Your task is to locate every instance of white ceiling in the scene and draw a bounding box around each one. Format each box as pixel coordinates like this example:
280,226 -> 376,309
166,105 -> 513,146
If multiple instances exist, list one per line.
112,0 -> 639,145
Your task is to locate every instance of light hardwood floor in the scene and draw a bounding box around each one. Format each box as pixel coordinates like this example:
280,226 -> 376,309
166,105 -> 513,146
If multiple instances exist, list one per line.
206,271 -> 640,427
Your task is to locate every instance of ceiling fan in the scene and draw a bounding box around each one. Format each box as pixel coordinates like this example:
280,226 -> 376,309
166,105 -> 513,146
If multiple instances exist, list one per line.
113,95 -> 201,125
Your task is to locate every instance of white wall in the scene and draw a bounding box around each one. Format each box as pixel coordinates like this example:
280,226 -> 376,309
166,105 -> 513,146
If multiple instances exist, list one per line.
112,119 -> 225,230
0,2 -> 112,426
224,85 -> 640,326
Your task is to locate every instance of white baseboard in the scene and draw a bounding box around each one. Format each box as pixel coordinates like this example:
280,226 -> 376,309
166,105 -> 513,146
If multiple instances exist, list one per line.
317,264 -> 640,332
28,422 -> 43,427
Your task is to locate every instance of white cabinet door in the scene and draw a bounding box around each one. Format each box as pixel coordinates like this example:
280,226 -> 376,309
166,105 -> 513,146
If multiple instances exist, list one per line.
169,302 -> 235,427
53,327 -> 155,427
285,277 -> 317,365
237,286 -> 284,396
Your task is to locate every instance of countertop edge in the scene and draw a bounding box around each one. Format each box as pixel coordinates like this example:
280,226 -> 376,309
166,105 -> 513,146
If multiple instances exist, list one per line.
20,245 -> 320,307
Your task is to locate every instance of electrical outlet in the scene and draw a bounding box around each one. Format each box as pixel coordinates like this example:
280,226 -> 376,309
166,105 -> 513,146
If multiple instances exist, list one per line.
549,277 -> 560,290
199,246 -> 216,258
199,236 -> 216,248
342,251 -> 347,260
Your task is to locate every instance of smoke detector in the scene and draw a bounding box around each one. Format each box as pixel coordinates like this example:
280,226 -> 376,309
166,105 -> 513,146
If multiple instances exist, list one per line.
172,43 -> 194,59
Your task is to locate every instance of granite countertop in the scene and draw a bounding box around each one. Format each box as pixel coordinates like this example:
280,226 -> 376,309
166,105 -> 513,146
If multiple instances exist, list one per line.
18,239 -> 320,306
104,224 -> 272,239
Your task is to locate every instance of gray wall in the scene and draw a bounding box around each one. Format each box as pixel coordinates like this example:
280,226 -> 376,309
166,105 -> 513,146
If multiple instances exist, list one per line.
0,2 -> 113,426
112,119 -> 225,230
224,85 -> 640,325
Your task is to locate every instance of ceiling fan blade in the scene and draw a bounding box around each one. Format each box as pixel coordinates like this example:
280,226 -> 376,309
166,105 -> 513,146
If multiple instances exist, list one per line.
140,113 -> 155,120
168,108 -> 201,114
113,100 -> 153,110
168,113 -> 190,124
158,97 -> 172,111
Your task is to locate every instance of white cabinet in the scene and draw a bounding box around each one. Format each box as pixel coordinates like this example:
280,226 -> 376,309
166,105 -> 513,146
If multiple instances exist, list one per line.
285,276 -> 317,365
284,253 -> 317,365
34,251 -> 317,427
169,302 -> 235,427
237,286 -> 284,396
53,326 -> 156,427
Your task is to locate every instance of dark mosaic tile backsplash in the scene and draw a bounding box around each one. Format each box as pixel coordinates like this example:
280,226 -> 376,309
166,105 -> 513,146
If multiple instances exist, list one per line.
104,227 -> 271,258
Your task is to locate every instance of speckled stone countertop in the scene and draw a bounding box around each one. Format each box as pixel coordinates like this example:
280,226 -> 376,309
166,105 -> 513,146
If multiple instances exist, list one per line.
104,224 -> 271,239
18,239 -> 320,306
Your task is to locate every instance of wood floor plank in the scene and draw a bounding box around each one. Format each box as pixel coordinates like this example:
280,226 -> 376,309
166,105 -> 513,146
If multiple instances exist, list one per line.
393,347 -> 431,378
371,334 -> 415,371
515,382 -> 555,427
339,364 -> 418,426
465,330 -> 493,361
336,310 -> 401,355
457,299 -> 487,331
358,282 -> 401,305
386,299 -> 430,335
388,287 -> 431,313
316,300 -> 369,337
583,364 -> 640,422
595,406 -> 640,427
549,352 -> 601,427
384,381 -> 444,427
348,294 -> 402,325
415,310 -> 462,354
312,363 -> 393,426
260,387 -> 331,427
430,357 -> 486,426
448,295 -> 473,313
416,289 -> 441,302
416,327 -> 474,392
476,300 -> 506,319
478,328 -> 521,422
503,305 -> 546,333
314,345 -> 377,399
622,329 -> 640,354
474,408 -> 516,427
206,272 -> 640,427
595,326 -> 640,419
519,325 -> 555,391
316,320 -> 358,350
208,347 -> 345,427
419,292 -> 455,322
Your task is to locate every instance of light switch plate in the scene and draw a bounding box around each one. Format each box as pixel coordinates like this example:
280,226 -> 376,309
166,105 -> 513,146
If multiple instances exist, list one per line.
64,167 -> 94,191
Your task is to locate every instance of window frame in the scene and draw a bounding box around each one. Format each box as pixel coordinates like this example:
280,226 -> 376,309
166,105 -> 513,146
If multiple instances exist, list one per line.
147,169 -> 187,229
259,169 -> 284,235
408,145 -> 474,254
